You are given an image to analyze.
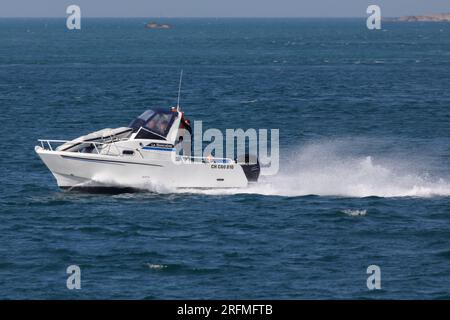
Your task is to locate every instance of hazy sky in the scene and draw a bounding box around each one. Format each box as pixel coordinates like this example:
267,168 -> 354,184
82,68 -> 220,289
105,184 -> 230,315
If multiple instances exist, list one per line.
0,0 -> 449,18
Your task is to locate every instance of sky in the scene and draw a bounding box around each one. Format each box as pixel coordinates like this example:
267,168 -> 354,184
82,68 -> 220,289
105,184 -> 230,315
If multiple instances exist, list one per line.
0,0 -> 449,18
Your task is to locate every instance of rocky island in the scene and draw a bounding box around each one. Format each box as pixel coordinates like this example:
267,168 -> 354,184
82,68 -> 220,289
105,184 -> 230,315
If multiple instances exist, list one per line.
385,13 -> 450,22
145,21 -> 172,29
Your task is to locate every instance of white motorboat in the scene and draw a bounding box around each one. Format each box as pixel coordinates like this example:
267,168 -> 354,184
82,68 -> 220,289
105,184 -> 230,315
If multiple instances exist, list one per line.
35,107 -> 260,191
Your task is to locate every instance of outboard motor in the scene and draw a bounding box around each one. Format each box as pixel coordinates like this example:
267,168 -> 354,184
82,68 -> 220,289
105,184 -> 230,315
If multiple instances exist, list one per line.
236,154 -> 260,182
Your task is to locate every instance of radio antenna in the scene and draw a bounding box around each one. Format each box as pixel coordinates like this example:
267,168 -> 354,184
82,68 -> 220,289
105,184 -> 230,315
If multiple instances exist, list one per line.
177,69 -> 183,111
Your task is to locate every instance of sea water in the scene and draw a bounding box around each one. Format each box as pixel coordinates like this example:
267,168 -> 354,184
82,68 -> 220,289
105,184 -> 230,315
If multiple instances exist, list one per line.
0,18 -> 449,299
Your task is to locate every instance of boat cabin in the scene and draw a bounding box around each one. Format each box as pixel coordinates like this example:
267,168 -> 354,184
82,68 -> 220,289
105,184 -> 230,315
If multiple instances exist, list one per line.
128,108 -> 192,155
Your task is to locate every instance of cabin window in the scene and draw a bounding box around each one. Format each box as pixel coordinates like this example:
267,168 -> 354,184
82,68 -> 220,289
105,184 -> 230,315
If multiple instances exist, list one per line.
135,127 -> 165,140
128,109 -> 177,138
144,113 -> 173,136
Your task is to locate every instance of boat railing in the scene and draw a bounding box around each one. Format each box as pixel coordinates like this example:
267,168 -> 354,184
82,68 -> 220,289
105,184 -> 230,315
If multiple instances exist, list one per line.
38,139 -> 69,151
37,139 -> 128,156
38,140 -> 236,164
175,155 -> 234,164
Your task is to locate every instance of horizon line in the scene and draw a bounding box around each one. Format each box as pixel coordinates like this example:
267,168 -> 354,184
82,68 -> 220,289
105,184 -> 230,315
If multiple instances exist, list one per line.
0,16 -> 402,19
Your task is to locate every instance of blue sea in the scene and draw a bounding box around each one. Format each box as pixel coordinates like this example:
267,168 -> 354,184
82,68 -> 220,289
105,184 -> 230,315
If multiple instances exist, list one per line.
0,18 -> 449,299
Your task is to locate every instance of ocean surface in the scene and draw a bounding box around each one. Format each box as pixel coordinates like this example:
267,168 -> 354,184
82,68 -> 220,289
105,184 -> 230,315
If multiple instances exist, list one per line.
0,18 -> 449,299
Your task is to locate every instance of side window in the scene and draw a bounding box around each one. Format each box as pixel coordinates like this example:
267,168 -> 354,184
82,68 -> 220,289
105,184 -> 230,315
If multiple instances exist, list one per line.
135,127 -> 165,140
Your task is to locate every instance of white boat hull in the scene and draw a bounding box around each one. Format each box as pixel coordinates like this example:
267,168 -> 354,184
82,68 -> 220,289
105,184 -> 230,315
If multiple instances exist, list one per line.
35,146 -> 249,190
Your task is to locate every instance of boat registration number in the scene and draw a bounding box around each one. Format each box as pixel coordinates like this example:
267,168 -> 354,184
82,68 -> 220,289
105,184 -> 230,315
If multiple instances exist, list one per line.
211,164 -> 234,170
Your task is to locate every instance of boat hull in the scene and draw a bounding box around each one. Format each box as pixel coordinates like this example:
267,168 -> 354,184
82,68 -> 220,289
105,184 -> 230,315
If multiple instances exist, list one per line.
35,146 -> 249,190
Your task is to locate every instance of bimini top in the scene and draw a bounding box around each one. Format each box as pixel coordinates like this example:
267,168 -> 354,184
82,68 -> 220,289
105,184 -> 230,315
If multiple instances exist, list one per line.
128,108 -> 178,140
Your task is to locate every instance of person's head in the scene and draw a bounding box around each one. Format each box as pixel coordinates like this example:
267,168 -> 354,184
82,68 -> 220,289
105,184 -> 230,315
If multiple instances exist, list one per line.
146,119 -> 156,129
159,121 -> 168,133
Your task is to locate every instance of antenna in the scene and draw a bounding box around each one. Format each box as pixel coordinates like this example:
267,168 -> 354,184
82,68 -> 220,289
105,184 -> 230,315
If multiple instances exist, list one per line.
177,69 -> 183,111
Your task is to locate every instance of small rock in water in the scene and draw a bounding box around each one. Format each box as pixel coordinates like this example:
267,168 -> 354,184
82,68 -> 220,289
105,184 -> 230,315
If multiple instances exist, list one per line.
145,21 -> 172,29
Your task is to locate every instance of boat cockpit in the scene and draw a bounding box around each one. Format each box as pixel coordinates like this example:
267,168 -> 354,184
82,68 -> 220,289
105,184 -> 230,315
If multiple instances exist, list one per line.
129,108 -> 178,141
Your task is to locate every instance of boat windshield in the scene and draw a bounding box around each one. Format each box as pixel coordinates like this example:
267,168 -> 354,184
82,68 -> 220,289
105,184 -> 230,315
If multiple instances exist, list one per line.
128,109 -> 177,139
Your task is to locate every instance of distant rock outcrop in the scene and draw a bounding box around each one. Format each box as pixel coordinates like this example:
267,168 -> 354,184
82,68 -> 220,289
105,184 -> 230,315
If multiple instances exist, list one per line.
385,13 -> 450,22
145,21 -> 172,29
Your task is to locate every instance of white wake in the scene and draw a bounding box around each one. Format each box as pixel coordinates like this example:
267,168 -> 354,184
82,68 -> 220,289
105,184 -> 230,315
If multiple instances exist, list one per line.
179,140 -> 450,198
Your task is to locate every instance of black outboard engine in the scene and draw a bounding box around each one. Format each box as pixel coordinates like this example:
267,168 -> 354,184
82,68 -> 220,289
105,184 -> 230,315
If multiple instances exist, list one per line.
236,154 -> 260,182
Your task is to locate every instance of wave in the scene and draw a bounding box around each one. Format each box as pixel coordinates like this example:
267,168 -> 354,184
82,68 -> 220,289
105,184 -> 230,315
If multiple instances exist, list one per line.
77,172 -> 174,194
